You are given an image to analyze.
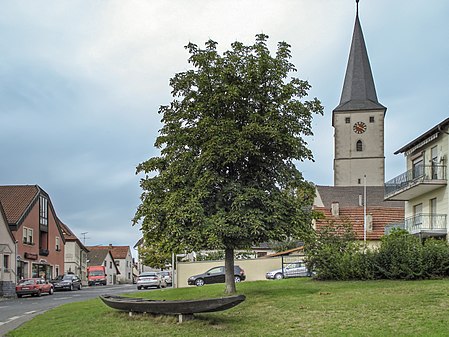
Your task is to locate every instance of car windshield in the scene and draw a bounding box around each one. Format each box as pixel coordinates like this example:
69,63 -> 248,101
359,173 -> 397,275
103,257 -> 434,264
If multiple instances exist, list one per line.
140,273 -> 157,278
18,279 -> 35,285
89,271 -> 104,276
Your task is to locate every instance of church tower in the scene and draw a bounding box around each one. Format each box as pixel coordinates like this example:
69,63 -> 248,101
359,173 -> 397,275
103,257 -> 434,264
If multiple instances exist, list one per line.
333,1 -> 386,187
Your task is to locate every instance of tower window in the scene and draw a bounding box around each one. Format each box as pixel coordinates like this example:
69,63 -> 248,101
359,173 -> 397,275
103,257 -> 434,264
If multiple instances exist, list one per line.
356,140 -> 363,152
369,116 -> 374,123
345,117 -> 350,124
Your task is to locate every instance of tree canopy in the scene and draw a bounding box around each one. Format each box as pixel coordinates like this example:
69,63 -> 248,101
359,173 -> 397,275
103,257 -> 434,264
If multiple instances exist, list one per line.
134,34 -> 323,293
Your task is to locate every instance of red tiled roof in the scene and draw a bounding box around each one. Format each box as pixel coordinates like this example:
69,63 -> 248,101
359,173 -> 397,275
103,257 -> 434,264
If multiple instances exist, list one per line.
315,206 -> 405,240
0,185 -> 39,224
88,245 -> 130,259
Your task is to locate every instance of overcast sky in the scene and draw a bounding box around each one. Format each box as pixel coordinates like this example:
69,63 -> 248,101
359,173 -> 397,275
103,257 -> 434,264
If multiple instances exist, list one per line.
1,1 -> 448,256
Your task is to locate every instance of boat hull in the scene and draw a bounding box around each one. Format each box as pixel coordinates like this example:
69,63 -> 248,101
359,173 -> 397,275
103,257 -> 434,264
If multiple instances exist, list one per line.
99,294 -> 246,315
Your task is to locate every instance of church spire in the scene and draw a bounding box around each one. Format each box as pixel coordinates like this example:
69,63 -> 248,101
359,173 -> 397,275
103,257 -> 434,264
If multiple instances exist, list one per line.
334,1 -> 385,112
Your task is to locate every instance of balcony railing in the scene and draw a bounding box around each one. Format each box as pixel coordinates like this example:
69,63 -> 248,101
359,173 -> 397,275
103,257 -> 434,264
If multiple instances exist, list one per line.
384,164 -> 446,200
404,213 -> 447,235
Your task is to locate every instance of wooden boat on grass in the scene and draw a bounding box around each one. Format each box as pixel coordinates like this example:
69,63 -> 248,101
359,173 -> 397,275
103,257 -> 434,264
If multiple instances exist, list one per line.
99,294 -> 246,315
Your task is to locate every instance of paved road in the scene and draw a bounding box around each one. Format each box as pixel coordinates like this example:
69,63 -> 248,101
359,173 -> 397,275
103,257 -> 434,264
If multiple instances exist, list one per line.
0,284 -> 143,336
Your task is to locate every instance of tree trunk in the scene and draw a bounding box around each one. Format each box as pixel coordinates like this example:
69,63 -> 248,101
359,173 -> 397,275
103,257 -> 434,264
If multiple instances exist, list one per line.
224,247 -> 236,294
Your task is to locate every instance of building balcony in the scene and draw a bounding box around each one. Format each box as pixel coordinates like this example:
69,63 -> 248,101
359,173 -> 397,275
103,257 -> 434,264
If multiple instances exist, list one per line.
384,165 -> 446,201
385,214 -> 447,237
405,213 -> 447,236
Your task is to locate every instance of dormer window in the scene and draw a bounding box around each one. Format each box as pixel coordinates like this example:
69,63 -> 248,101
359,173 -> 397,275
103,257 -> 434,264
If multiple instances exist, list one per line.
39,196 -> 48,226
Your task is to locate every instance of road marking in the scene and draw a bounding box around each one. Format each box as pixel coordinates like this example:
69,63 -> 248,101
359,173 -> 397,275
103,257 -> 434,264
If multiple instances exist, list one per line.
8,316 -> 20,321
0,322 -> 5,326
53,297 -> 71,300
24,311 -> 36,315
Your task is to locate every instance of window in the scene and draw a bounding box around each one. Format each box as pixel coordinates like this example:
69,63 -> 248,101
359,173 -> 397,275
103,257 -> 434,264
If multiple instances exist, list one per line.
23,227 -> 33,244
356,140 -> 363,152
431,146 -> 439,179
115,261 -> 120,266
413,203 -> 423,227
39,196 -> 48,226
345,117 -> 350,124
430,198 -> 437,228
55,237 -> 60,251
109,261 -> 112,268
104,261 -> 107,267
412,156 -> 424,179
3,255 -> 9,272
369,116 -> 374,123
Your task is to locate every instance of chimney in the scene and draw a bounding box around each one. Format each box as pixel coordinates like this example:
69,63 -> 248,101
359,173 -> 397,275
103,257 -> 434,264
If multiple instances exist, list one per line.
367,214 -> 373,232
331,202 -> 340,217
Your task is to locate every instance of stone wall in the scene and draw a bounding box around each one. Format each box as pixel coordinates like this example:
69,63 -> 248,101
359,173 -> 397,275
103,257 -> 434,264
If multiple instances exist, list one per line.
0,281 -> 16,297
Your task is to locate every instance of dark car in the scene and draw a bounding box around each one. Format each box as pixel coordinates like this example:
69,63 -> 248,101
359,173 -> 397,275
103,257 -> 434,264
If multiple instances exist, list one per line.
188,266 -> 246,286
51,274 -> 82,291
16,278 -> 54,298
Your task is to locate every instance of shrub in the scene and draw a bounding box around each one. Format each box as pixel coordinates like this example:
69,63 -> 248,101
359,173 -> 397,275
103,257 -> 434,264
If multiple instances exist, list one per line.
306,225 -> 449,281
422,238 -> 449,278
374,229 -> 424,280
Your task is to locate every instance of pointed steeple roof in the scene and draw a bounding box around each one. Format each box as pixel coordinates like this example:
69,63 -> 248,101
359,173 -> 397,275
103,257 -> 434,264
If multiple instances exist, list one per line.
334,10 -> 386,112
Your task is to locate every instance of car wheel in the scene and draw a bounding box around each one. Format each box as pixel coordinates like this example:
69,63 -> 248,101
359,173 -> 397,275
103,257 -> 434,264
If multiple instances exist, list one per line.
195,278 -> 205,287
137,286 -> 142,290
17,294 -> 22,298
234,276 -> 241,283
274,273 -> 283,280
49,287 -> 54,295
36,290 -> 42,297
78,284 -> 82,290
70,284 -> 73,291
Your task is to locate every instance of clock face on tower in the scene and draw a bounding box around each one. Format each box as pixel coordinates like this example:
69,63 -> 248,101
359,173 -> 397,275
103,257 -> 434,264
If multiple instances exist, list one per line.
353,121 -> 367,134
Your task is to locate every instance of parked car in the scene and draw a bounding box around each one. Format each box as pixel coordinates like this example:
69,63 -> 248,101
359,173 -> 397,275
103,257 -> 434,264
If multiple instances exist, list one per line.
16,278 -> 54,298
137,272 -> 165,290
159,271 -> 172,286
265,261 -> 311,280
50,274 -> 82,291
188,266 -> 246,286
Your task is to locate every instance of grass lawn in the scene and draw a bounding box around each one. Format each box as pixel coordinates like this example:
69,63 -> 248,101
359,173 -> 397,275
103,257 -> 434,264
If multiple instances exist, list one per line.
7,278 -> 449,337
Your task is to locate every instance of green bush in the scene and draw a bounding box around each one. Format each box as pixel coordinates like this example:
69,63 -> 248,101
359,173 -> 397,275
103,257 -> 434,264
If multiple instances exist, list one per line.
422,238 -> 449,277
374,229 -> 425,280
306,225 -> 449,281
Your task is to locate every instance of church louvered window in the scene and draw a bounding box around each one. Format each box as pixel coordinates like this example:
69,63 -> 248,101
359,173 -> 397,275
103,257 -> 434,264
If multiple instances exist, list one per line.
356,140 -> 363,152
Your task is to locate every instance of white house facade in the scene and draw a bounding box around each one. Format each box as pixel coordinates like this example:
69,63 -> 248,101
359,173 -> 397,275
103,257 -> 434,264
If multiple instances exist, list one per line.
385,118 -> 449,240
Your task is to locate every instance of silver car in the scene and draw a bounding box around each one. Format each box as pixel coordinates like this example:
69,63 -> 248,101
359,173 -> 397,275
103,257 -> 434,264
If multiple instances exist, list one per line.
158,271 -> 172,286
136,272 -> 164,290
266,261 -> 310,280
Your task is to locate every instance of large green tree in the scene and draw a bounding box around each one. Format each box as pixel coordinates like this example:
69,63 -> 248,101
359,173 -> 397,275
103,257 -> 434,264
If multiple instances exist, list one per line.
134,34 -> 323,294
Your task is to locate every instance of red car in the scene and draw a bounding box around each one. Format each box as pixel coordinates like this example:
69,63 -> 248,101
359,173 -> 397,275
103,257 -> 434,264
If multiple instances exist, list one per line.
16,278 -> 54,298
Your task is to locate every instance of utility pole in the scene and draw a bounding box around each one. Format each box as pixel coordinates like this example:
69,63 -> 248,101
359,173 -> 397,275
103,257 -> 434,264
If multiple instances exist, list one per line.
363,175 -> 367,248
